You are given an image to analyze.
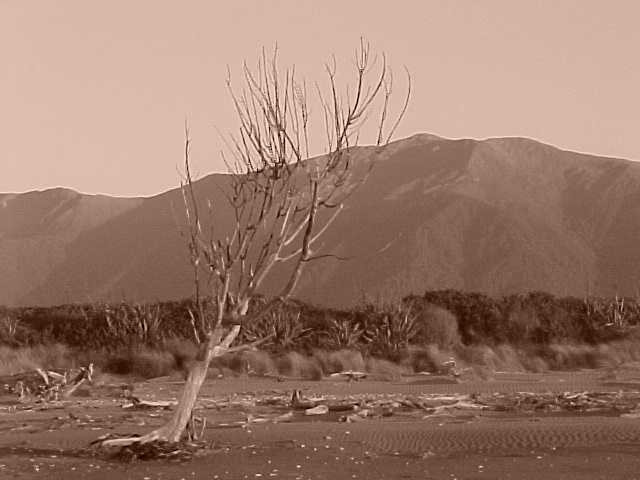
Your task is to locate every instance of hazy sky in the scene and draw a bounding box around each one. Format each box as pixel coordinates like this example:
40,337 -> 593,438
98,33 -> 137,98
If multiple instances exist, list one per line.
2,0 -> 639,197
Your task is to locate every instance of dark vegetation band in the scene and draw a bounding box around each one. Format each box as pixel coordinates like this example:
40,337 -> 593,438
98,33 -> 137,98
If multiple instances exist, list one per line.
2,290 -> 637,352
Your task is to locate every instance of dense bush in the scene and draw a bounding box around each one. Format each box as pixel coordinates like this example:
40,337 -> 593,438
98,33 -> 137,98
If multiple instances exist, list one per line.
103,348 -> 177,378
411,290 -> 635,346
1,290 -> 638,364
411,304 -> 461,349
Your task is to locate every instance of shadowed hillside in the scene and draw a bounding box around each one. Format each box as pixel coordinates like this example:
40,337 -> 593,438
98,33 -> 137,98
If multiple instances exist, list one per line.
3,134 -> 640,307
0,188 -> 142,306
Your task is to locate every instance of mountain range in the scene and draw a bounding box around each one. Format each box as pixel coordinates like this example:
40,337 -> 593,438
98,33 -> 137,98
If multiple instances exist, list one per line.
3,133 -> 640,308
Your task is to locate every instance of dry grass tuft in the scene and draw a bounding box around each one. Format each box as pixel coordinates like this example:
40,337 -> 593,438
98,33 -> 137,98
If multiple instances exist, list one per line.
405,345 -> 451,373
241,350 -> 278,376
312,349 -> 365,374
364,357 -> 408,380
0,344 -> 73,376
275,352 -> 323,380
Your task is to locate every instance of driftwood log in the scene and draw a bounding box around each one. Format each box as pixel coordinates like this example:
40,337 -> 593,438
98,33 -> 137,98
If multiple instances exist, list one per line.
2,364 -> 93,402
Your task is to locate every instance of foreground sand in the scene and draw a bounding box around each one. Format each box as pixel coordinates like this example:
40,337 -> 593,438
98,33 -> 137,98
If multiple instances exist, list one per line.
1,367 -> 640,479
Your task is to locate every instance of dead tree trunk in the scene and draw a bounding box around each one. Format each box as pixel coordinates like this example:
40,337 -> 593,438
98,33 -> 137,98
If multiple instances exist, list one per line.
97,39 -> 410,448
100,325 -> 239,446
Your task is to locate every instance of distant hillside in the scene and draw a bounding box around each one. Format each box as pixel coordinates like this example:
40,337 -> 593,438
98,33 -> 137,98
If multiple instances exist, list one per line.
0,188 -> 142,306
3,134 -> 640,307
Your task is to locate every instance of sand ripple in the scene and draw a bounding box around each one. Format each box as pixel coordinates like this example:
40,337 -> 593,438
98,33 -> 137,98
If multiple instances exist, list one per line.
362,418 -> 640,455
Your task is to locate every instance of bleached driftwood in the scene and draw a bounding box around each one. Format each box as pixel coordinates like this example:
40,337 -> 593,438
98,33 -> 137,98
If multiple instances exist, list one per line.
330,371 -> 369,382
7,363 -> 93,402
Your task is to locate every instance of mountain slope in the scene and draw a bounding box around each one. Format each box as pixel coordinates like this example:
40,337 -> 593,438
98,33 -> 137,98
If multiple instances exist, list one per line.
0,188 -> 143,306
4,134 -> 640,307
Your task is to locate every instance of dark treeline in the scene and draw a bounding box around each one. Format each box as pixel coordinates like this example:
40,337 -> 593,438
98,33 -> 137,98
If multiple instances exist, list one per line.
1,290 -> 638,355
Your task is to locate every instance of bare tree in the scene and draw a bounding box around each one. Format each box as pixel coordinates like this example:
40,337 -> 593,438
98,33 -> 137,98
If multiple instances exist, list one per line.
99,40 -> 410,447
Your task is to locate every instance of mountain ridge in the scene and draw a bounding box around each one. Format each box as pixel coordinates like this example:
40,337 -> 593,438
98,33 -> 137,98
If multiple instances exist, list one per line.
3,133 -> 640,307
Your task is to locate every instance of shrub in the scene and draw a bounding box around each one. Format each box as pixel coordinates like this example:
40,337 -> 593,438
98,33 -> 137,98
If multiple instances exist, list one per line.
163,337 -> 198,372
541,343 -> 606,370
320,317 -> 366,350
312,349 -> 365,374
502,303 -> 541,343
241,306 -> 313,352
240,350 -> 277,375
0,315 -> 23,347
405,345 -> 450,373
364,302 -> 419,361
274,352 -> 323,380
364,357 -> 407,379
416,290 -> 506,344
103,348 -> 176,379
413,305 -> 461,349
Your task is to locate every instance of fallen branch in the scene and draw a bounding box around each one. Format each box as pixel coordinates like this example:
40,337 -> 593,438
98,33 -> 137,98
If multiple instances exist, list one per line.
7,363 -> 93,402
330,371 -> 368,382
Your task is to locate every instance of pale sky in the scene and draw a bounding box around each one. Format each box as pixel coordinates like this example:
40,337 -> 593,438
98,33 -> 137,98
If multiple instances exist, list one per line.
2,0 -> 639,197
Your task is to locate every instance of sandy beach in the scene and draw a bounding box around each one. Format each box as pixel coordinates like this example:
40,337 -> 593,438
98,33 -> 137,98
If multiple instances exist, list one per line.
1,368 -> 640,479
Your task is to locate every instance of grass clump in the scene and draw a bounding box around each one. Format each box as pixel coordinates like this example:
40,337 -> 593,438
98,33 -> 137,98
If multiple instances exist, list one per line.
0,344 -> 73,376
312,349 -> 366,374
275,352 -> 323,380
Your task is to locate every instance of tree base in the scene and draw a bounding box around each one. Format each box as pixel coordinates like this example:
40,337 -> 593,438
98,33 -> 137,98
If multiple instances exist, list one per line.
93,436 -> 209,462
92,413 -> 206,451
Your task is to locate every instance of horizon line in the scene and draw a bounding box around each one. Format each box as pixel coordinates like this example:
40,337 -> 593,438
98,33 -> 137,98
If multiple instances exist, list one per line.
3,131 -> 638,198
